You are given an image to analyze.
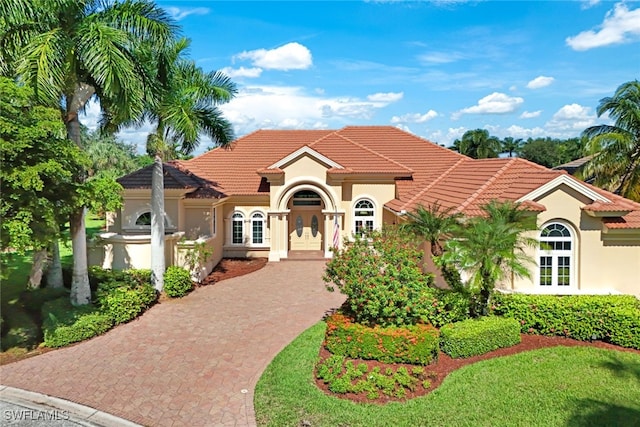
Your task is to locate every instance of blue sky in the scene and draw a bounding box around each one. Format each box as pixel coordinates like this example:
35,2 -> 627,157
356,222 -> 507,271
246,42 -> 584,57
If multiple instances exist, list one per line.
84,0 -> 640,153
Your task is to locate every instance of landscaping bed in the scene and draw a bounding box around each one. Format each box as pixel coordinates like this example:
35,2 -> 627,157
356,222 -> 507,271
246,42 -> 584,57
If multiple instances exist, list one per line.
314,331 -> 640,404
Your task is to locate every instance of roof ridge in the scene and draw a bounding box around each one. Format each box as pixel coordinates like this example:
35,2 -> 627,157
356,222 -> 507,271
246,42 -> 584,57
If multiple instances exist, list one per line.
456,158 -> 517,213
399,157 -> 468,210
331,133 -> 414,173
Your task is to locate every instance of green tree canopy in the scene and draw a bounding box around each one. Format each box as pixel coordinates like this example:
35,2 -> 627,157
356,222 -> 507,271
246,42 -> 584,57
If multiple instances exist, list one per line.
0,78 -> 84,254
1,0 -> 177,304
454,129 -> 501,159
582,80 -> 640,202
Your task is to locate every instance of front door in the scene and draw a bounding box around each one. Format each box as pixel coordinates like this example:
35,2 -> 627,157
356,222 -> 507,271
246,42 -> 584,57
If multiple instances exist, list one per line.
289,210 -> 322,251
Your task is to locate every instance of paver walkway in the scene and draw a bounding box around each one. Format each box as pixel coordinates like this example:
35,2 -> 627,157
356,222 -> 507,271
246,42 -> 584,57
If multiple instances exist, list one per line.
0,261 -> 345,426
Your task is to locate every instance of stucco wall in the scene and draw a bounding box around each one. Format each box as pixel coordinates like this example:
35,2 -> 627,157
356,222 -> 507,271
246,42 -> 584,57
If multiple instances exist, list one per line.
507,184 -> 640,297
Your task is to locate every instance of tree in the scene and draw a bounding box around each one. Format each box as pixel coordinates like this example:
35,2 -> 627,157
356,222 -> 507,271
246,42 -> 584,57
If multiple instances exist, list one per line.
519,138 -> 563,168
501,137 -> 522,158
141,38 -> 236,291
0,77 -> 85,286
401,203 -> 464,289
437,201 -> 537,317
84,129 -> 140,181
457,129 -> 501,159
1,0 -> 176,304
582,80 -> 640,202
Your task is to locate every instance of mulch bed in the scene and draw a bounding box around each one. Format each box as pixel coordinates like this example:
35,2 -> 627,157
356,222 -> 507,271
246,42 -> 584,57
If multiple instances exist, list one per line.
315,334 -> 640,405
198,257 -> 268,287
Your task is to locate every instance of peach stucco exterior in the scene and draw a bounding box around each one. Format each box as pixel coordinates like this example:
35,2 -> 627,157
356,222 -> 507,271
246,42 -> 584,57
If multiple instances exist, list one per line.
97,126 -> 640,297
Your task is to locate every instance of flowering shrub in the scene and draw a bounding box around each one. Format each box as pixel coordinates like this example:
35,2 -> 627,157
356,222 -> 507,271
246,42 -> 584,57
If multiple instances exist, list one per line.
325,312 -> 440,365
492,293 -> 640,349
324,226 -> 435,327
439,316 -> 521,358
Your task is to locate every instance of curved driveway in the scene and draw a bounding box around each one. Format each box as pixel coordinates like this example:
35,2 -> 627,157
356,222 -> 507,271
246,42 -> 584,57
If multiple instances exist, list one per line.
0,261 -> 345,426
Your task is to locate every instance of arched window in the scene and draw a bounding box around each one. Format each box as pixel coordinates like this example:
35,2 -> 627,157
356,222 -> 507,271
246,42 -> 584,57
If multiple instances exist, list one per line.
251,212 -> 265,245
232,212 -> 244,244
134,212 -> 170,228
354,199 -> 375,236
539,222 -> 574,287
135,212 -> 152,226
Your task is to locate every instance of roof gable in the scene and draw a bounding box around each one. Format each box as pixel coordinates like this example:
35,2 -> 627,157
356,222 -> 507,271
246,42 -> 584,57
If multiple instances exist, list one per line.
268,145 -> 344,170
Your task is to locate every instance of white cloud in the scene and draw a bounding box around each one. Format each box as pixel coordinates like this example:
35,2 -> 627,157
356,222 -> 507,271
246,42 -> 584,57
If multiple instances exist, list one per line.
427,127 -> 466,147
417,51 -> 465,64
220,85 -> 391,136
165,7 -> 210,21
79,99 -> 101,131
391,110 -> 438,124
234,42 -> 312,71
581,0 -> 601,9
527,76 -> 555,89
220,66 -> 263,79
367,92 -> 404,103
520,110 -> 542,119
566,3 -> 640,50
455,92 -> 524,118
544,103 -> 597,134
484,124 -> 547,141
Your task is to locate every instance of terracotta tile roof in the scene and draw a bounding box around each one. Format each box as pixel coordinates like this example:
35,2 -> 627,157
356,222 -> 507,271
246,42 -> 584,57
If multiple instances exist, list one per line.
603,210 -> 640,229
119,126 -> 640,229
180,129 -> 332,195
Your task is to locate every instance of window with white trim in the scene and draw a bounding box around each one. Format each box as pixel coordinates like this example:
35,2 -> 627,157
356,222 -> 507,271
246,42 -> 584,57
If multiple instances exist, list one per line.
231,212 -> 244,244
539,222 -> 574,287
354,199 -> 375,237
251,212 -> 265,245
134,211 -> 170,228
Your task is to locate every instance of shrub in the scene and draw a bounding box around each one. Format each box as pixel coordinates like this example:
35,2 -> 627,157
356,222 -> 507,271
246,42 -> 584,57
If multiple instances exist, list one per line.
42,298 -> 113,348
325,312 -> 440,365
94,269 -> 156,324
440,316 -> 521,358
315,354 -> 431,400
163,266 -> 194,298
415,288 -> 470,327
492,293 -> 640,349
324,226 -> 435,327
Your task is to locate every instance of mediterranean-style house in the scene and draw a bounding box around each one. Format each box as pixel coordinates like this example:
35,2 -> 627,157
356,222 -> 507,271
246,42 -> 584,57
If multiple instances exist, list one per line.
91,126 -> 640,297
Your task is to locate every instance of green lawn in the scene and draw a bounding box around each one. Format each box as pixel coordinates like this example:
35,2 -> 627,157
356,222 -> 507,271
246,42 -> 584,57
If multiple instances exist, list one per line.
255,322 -> 640,427
1,214 -> 106,353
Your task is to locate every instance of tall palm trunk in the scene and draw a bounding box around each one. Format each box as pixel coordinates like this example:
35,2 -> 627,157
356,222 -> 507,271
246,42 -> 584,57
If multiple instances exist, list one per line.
66,84 -> 95,305
46,239 -> 64,288
151,155 -> 165,291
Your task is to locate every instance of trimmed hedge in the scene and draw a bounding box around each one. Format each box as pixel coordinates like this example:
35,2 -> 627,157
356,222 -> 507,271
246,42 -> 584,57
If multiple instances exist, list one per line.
492,293 -> 640,349
416,288 -> 471,327
325,312 -> 440,365
163,266 -> 193,298
440,316 -> 521,358
42,298 -> 113,348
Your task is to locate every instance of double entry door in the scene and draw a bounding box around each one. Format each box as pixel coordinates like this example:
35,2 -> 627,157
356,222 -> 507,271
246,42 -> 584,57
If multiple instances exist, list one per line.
289,209 -> 322,251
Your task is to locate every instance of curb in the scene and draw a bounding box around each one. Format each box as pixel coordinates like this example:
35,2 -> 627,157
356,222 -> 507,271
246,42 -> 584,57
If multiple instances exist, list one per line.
0,385 -> 142,427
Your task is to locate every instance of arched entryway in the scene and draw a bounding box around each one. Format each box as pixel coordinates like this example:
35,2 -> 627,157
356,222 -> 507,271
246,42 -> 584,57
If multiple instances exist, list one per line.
268,179 -> 343,261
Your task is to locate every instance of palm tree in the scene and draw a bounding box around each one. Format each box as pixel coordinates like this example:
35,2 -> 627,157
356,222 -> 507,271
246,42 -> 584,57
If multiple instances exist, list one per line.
501,137 -> 522,158
142,38 -> 236,291
438,201 -> 537,316
401,203 -> 464,290
581,80 -> 640,202
1,0 -> 176,304
459,129 -> 501,159
402,203 -> 462,257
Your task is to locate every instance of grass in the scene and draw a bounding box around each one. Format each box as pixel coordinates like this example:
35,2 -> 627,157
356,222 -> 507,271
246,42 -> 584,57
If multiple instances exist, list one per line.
1,213 -> 106,354
254,322 -> 640,427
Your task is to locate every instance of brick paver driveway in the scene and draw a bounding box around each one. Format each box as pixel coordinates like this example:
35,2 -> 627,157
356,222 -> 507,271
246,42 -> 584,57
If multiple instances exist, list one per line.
0,261 -> 345,426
